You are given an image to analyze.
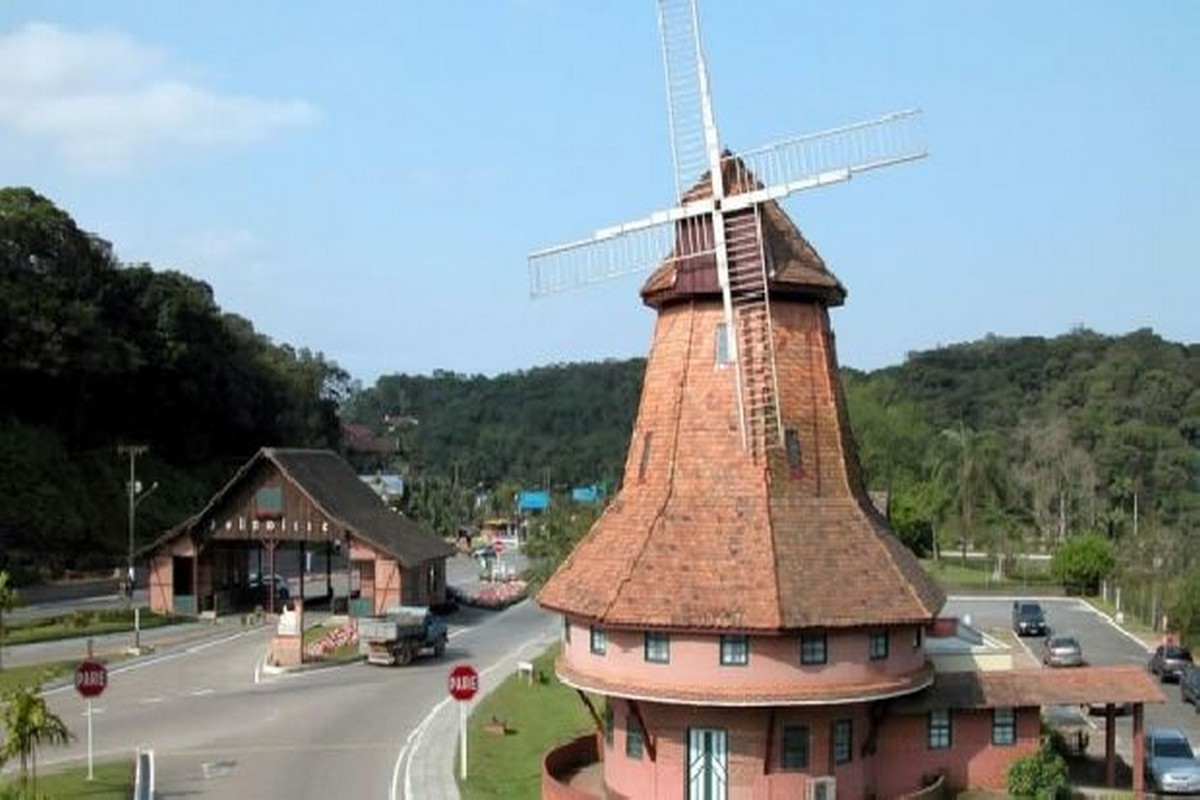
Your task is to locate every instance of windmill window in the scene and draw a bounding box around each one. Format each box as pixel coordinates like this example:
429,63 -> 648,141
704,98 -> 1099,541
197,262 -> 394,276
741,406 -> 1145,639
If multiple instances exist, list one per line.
563,617 -> 571,644
781,724 -> 810,770
719,634 -> 749,666
929,710 -> 952,750
913,626 -> 924,650
992,708 -> 1016,746
715,322 -> 734,365
833,719 -> 853,765
626,718 -> 644,759
785,429 -> 802,475
800,632 -> 827,665
638,432 -> 653,481
868,630 -> 889,661
644,631 -> 670,663
603,703 -> 614,746
590,626 -> 607,655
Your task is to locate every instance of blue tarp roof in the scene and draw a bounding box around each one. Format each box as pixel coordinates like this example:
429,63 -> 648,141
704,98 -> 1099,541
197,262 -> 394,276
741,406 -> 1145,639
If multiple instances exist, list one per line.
571,485 -> 603,504
517,490 -> 550,512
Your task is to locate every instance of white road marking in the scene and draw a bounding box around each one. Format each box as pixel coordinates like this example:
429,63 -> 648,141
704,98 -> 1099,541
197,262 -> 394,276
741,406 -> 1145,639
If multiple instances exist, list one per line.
190,688 -> 215,696
141,697 -> 164,704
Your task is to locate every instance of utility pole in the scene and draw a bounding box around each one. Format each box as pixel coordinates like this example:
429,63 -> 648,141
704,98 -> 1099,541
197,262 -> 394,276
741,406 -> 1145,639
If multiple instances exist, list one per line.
118,445 -> 149,601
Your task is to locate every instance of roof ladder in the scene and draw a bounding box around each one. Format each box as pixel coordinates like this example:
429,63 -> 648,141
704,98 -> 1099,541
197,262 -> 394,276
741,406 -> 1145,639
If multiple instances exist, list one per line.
724,206 -> 782,455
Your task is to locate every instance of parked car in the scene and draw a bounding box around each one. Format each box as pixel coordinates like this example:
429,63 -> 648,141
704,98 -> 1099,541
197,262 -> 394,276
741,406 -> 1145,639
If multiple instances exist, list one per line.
248,573 -> 290,604
1148,643 -> 1194,683
1144,728 -> 1200,794
1012,601 -> 1048,637
1042,633 -> 1084,668
1181,665 -> 1200,711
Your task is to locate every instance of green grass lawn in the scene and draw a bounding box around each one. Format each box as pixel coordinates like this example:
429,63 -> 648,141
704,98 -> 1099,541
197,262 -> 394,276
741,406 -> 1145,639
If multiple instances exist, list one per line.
0,660 -> 73,694
920,558 -> 1055,591
4,607 -> 183,648
457,645 -> 595,800
1,758 -> 134,799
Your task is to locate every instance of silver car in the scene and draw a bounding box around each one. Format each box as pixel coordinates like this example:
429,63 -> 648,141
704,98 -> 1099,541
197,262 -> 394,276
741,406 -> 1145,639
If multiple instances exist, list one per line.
1042,634 -> 1084,667
1145,728 -> 1200,794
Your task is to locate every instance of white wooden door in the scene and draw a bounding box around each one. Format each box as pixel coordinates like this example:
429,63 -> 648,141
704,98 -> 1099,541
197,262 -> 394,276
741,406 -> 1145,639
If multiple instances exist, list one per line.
687,727 -> 728,800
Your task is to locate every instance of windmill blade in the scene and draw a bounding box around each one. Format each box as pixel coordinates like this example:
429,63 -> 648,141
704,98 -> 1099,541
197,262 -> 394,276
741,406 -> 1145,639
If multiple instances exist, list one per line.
657,0 -> 714,201
529,207 -> 716,297
720,109 -> 928,211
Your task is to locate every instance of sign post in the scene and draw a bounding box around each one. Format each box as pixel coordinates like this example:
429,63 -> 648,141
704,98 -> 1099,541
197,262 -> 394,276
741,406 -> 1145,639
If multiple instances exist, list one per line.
448,664 -> 479,780
75,656 -> 108,780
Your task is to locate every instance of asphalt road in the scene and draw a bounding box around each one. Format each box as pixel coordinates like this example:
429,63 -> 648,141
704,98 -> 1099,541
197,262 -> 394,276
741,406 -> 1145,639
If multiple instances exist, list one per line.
944,596 -> 1200,758
22,552 -> 552,799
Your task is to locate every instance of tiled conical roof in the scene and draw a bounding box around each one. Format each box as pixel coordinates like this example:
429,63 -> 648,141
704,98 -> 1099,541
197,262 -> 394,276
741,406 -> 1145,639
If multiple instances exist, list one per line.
538,180 -> 943,632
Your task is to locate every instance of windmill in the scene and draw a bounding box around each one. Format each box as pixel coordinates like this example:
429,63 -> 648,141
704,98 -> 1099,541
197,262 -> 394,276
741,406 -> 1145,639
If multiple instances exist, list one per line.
528,0 -> 925,456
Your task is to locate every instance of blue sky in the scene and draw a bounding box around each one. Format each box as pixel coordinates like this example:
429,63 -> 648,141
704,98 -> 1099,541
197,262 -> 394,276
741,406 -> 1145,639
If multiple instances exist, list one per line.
1,2 -> 1196,385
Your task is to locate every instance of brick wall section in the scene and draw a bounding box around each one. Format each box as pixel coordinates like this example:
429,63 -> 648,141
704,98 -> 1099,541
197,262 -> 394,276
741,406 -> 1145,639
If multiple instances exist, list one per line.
542,734 -> 602,800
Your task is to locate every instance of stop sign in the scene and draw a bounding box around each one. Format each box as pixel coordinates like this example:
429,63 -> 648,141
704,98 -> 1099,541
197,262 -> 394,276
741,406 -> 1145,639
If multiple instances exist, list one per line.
448,664 -> 479,701
75,660 -> 108,698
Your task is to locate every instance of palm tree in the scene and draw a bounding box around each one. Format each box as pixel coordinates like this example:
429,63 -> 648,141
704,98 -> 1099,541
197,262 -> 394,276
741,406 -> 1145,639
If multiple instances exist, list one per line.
931,421 -> 1007,564
0,683 -> 73,797
0,571 -> 17,671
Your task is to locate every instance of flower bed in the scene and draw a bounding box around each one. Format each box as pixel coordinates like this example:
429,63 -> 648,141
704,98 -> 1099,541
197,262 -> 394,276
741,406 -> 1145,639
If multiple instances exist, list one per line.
304,622 -> 358,659
450,580 -> 529,610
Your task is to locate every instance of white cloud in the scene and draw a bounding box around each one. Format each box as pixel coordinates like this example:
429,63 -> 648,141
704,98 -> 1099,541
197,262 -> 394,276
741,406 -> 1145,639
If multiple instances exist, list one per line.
0,23 -> 318,172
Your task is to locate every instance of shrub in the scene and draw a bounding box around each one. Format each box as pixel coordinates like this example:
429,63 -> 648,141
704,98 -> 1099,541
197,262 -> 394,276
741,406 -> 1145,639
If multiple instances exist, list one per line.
1007,742 -> 1069,799
1050,532 -> 1115,595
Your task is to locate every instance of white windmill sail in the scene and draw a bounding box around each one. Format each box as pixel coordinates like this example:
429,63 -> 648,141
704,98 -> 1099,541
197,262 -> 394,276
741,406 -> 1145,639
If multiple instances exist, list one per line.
527,0 -> 926,456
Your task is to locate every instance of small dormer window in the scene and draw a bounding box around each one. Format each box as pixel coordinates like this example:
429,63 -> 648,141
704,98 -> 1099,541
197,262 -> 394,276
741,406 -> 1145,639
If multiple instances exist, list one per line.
638,432 -> 653,481
254,486 -> 283,519
715,322 -> 734,365
785,429 -> 802,476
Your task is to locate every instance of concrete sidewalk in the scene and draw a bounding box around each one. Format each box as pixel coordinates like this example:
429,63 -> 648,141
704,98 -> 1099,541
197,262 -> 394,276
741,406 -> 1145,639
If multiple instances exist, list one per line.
402,620 -> 559,800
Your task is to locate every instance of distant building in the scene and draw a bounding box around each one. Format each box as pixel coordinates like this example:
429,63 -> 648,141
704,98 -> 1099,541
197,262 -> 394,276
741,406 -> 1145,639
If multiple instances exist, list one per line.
360,473 -> 405,504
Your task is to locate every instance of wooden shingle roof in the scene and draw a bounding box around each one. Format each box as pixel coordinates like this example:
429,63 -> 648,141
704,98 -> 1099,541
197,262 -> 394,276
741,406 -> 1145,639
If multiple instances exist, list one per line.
539,178 -> 943,632
150,448 -> 453,567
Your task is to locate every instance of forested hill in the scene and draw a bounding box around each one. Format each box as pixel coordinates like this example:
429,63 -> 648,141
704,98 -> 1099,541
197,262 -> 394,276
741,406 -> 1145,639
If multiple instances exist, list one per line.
0,188 -> 347,577
350,328 -> 1197,567
3,186 -> 1196,589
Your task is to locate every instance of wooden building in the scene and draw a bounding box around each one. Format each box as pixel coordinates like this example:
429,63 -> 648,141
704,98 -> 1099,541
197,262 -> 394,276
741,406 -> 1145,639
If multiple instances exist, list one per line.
145,448 -> 454,617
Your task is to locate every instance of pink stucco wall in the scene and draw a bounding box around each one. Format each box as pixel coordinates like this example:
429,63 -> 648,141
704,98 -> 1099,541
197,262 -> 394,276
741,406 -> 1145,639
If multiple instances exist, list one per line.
562,621 -> 926,700
874,706 -> 1040,795
585,699 -> 1037,799
601,699 -> 881,799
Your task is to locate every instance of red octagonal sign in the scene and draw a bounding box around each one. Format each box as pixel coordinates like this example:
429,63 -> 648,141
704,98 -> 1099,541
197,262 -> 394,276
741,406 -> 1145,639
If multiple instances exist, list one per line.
448,664 -> 479,701
75,660 -> 108,699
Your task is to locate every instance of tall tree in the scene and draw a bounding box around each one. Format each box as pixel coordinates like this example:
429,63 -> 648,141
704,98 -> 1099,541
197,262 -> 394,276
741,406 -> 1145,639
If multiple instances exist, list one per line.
0,571 -> 15,671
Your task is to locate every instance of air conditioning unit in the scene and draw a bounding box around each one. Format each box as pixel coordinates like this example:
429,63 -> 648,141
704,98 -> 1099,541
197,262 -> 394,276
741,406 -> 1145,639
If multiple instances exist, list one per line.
806,776 -> 836,800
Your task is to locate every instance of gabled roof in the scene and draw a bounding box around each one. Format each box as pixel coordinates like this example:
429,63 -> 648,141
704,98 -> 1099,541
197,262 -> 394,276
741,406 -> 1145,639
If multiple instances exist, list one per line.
149,448 -> 453,566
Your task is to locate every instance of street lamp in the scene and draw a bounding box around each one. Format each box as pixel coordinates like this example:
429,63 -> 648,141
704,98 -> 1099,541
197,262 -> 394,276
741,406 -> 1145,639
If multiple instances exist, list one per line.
126,478 -> 159,595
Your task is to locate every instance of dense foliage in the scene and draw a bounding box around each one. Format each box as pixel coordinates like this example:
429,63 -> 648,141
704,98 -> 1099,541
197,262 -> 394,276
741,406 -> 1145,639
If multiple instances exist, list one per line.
0,188 -> 346,577
341,362 -> 643,488
1006,742 -> 1069,799
4,187 -> 1197,645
